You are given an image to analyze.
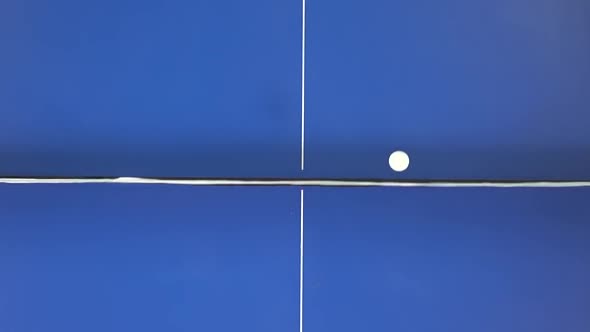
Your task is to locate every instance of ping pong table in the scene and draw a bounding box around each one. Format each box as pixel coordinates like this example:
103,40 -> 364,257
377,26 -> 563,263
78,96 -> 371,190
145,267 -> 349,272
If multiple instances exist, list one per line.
1,0 -> 590,331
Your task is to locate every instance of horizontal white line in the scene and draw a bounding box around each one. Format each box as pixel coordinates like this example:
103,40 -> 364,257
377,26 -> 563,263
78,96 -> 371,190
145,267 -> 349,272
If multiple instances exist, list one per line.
1,177 -> 589,187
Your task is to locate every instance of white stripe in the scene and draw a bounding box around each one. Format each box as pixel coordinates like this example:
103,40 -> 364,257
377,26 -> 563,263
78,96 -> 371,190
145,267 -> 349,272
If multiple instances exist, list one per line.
299,189 -> 304,332
1,177 -> 590,187
300,0 -> 306,171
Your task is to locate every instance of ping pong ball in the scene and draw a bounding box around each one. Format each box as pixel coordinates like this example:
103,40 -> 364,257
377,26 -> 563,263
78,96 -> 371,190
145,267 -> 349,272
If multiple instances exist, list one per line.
389,151 -> 410,172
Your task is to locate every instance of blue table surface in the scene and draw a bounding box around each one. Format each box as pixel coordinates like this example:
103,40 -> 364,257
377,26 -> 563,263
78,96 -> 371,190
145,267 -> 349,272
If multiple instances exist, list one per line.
0,184 -> 300,332
2,0 -> 590,179
1,184 -> 589,331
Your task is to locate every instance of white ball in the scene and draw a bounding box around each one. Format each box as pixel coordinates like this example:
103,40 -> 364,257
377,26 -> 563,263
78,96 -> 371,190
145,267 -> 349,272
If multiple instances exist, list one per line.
388,151 -> 410,172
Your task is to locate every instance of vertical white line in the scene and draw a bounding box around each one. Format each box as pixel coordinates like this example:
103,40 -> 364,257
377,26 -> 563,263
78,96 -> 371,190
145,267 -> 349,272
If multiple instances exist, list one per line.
299,189 -> 304,332
300,0 -> 306,171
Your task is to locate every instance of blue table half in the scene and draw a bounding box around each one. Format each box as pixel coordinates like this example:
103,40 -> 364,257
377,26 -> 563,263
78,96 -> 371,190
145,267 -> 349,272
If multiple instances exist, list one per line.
1,184 -> 589,331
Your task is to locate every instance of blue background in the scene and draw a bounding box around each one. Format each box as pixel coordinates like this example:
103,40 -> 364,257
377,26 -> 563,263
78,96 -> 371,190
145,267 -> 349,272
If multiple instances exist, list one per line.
1,0 -> 590,179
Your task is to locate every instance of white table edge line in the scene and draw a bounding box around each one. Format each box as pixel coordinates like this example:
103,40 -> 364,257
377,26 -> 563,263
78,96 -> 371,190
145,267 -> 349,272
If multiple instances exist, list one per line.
1,178 -> 590,187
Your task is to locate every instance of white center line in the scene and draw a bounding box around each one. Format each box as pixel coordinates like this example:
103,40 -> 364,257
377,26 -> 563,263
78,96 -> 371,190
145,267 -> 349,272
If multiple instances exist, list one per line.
299,189 -> 304,332
300,0 -> 306,171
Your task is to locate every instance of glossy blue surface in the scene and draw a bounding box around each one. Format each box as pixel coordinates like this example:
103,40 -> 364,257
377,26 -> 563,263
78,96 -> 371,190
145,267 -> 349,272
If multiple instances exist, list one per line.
0,184 -> 300,331
307,0 -> 590,180
2,184 -> 589,331
305,187 -> 590,331
1,0 -> 301,177
1,0 -> 589,178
